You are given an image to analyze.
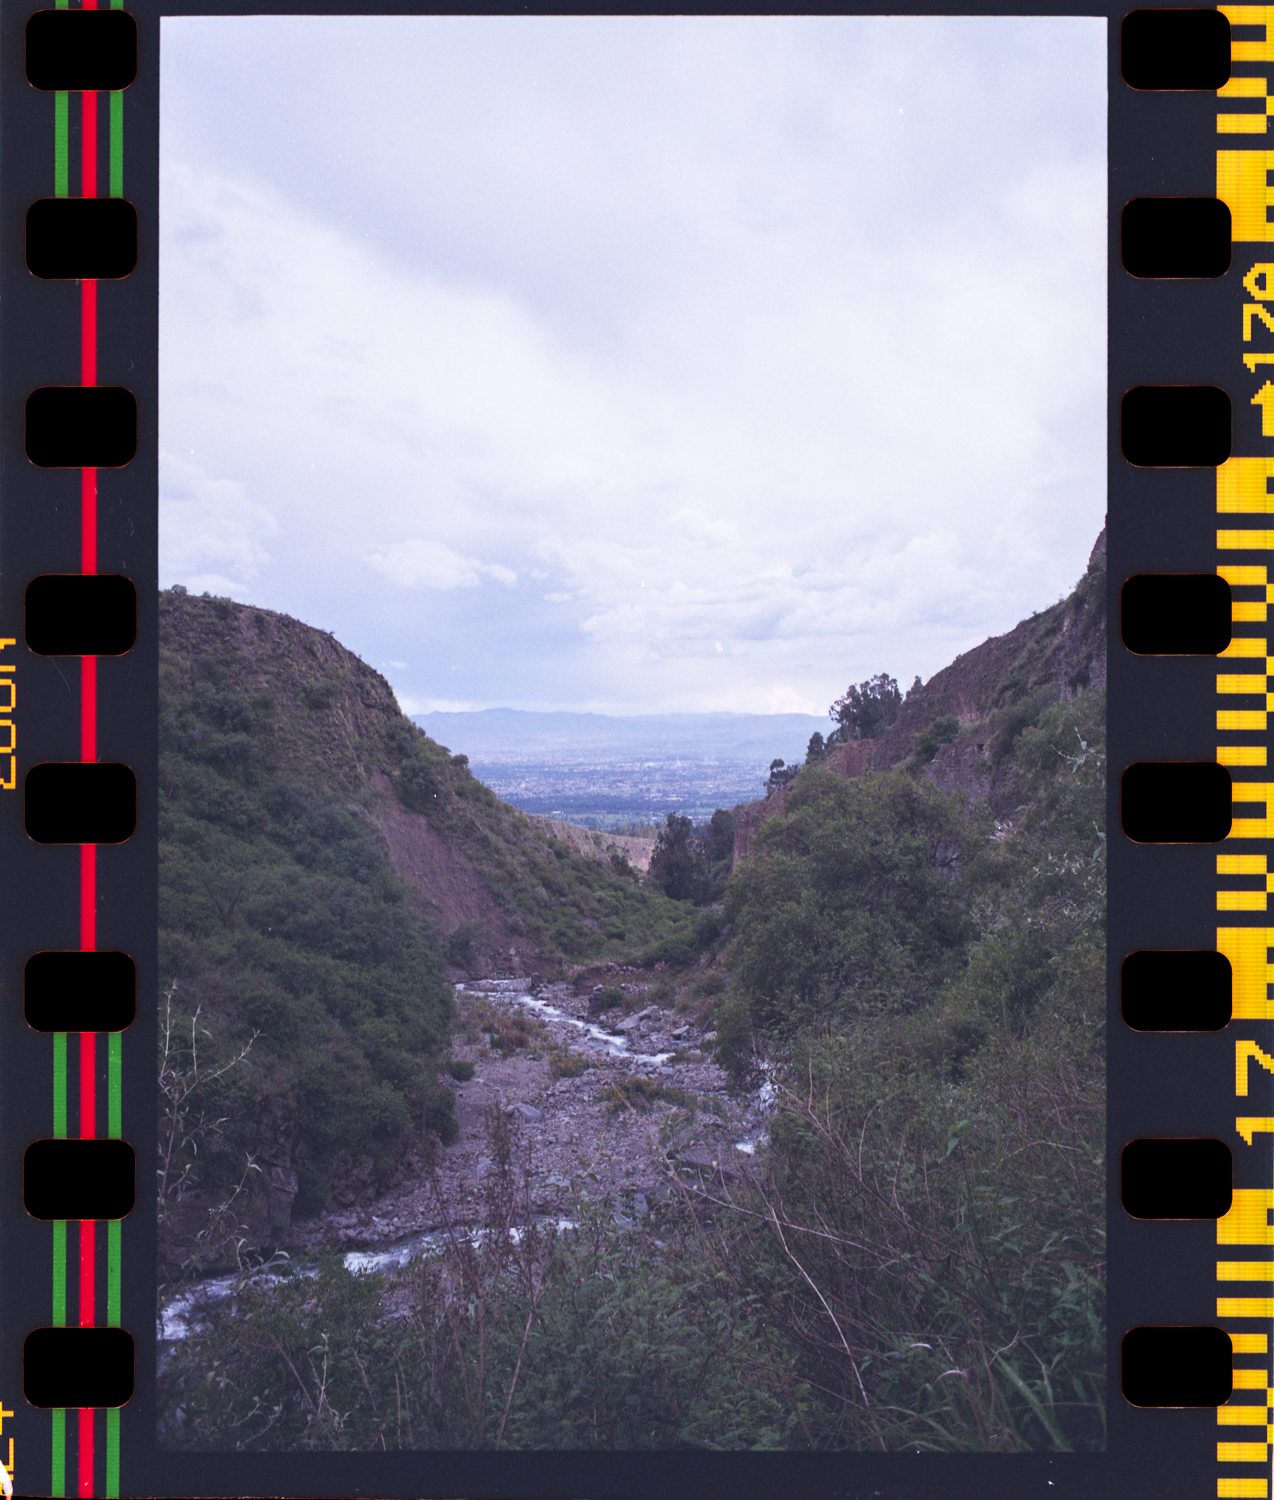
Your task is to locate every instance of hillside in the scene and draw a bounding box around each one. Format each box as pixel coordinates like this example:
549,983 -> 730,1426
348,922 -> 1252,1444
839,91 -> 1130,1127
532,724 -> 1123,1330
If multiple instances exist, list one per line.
157,588 -> 691,1267
735,524 -> 1106,857
159,555 -> 1106,1455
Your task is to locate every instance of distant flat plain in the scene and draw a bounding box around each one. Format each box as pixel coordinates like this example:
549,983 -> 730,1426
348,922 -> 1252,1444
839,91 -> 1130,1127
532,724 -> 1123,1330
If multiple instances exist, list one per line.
412,709 -> 830,829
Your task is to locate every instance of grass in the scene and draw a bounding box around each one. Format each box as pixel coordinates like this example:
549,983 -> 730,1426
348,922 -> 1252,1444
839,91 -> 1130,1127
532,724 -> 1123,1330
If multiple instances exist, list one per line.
604,1074 -> 696,1116
549,1047 -> 591,1079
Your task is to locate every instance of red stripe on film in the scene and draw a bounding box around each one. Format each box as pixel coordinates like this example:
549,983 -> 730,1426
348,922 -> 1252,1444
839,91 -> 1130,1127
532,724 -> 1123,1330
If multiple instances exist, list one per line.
81,471 -> 96,574
79,1039 -> 96,1489
80,1030 -> 95,1141
78,1216 -> 95,1320
77,35 -> 100,1499
80,846 -> 96,952
80,657 -> 96,763
77,1406 -> 93,1497
79,1031 -> 96,1353
80,91 -> 95,199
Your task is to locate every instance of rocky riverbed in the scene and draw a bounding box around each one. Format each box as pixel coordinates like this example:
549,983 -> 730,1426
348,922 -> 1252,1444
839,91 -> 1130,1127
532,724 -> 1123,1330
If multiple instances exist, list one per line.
161,974 -> 774,1347
284,974 -> 772,1259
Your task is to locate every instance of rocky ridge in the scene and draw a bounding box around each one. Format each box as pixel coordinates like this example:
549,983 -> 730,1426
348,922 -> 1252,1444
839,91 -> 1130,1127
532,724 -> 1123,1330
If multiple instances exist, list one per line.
734,524 -> 1106,859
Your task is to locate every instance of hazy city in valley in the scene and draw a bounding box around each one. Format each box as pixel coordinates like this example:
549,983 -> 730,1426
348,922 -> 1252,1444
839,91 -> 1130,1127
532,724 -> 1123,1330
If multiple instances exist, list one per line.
412,709 -> 831,827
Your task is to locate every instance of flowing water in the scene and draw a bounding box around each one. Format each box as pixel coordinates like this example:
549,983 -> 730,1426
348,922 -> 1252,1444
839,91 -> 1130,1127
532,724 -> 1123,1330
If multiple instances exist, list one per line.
161,983 -> 776,1347
159,1215 -> 579,1345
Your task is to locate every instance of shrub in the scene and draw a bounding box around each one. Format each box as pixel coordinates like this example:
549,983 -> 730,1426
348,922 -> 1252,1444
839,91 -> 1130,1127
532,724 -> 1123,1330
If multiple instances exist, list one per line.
446,920 -> 486,967
916,713 -> 961,762
418,1075 -> 459,1144
604,1075 -> 694,1115
586,985 -> 626,1015
549,1048 -> 590,1079
446,1057 -> 476,1082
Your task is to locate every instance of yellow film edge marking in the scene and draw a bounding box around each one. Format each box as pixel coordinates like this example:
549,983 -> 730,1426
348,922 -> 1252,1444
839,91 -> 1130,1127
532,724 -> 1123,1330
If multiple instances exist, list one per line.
1219,1262 -> 1274,1281
1221,530 -> 1274,550
1235,1040 -> 1274,1096
1215,1481 -> 1269,1498
1217,935 -> 1274,1020
1216,1401 -> 1272,1421
1216,58 -> 1274,1494
1220,746 -> 1270,766
1218,1190 -> 1274,1244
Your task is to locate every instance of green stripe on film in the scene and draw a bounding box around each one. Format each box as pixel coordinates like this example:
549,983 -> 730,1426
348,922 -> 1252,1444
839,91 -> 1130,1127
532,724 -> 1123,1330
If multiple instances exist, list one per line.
107,1219 -> 120,1325
108,1031 -> 121,1138
53,0 -> 71,195
110,0 -> 124,197
105,1407 -> 120,1497
51,1031 -> 68,1495
53,1032 -> 67,1136
52,1220 -> 67,1325
109,91 -> 123,198
51,1408 -> 65,1498
54,94 -> 68,198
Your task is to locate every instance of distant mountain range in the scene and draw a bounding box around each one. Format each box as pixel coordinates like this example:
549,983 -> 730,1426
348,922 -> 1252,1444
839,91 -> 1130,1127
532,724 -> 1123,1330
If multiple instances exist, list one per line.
410,708 -> 832,765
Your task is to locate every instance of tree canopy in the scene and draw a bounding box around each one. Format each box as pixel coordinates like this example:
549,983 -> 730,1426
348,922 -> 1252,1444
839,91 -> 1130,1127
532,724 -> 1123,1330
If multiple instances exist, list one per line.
829,671 -> 902,741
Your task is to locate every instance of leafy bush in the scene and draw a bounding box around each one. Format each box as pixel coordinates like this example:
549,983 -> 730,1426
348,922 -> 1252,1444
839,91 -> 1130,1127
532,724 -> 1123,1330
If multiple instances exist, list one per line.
916,713 -> 961,762
446,1057 -> 476,1082
586,985 -> 626,1014
703,688 -> 1106,1449
723,767 -> 991,1056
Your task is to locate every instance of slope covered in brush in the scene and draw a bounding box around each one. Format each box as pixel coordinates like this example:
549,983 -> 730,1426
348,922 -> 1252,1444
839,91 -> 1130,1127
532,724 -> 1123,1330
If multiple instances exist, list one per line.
157,589 -> 690,1247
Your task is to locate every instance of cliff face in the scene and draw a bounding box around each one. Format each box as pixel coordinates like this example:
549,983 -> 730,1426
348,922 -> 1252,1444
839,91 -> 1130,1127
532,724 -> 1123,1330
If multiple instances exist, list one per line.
733,526 -> 1106,860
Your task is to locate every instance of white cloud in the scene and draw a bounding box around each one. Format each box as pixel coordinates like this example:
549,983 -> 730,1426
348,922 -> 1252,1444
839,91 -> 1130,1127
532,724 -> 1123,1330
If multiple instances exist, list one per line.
157,451 -> 276,589
159,15 -> 1105,715
362,539 -> 517,590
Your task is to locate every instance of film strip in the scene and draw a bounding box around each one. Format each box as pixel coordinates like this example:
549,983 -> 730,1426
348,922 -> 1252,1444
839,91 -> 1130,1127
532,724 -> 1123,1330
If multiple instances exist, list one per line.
1,5 -> 1270,1499
4,6 -> 147,1499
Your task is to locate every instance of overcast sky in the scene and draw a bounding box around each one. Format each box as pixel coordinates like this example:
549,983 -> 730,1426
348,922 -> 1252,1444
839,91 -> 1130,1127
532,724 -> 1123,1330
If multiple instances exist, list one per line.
159,15 -> 1105,718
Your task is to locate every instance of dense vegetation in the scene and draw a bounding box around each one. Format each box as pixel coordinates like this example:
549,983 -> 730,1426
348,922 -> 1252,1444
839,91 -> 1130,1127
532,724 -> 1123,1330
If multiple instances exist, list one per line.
645,808 -> 736,906
157,590 -> 691,1271
160,603 -> 1105,1452
713,687 -> 1106,1449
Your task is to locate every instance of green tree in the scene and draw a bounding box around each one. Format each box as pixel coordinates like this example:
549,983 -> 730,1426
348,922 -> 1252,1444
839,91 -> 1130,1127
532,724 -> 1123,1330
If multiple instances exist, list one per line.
765,758 -> 800,797
830,672 -> 902,741
647,812 -> 707,903
723,767 -> 989,1049
703,808 -> 736,867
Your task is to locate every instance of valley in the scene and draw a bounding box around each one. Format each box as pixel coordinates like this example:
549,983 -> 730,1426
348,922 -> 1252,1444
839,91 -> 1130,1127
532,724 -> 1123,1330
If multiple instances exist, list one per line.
157,527 -> 1107,1452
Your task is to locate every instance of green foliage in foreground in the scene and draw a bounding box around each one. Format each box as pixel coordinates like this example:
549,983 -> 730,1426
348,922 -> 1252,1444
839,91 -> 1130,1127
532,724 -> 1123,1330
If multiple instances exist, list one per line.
709,688 -> 1106,1450
160,1113 -> 805,1452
